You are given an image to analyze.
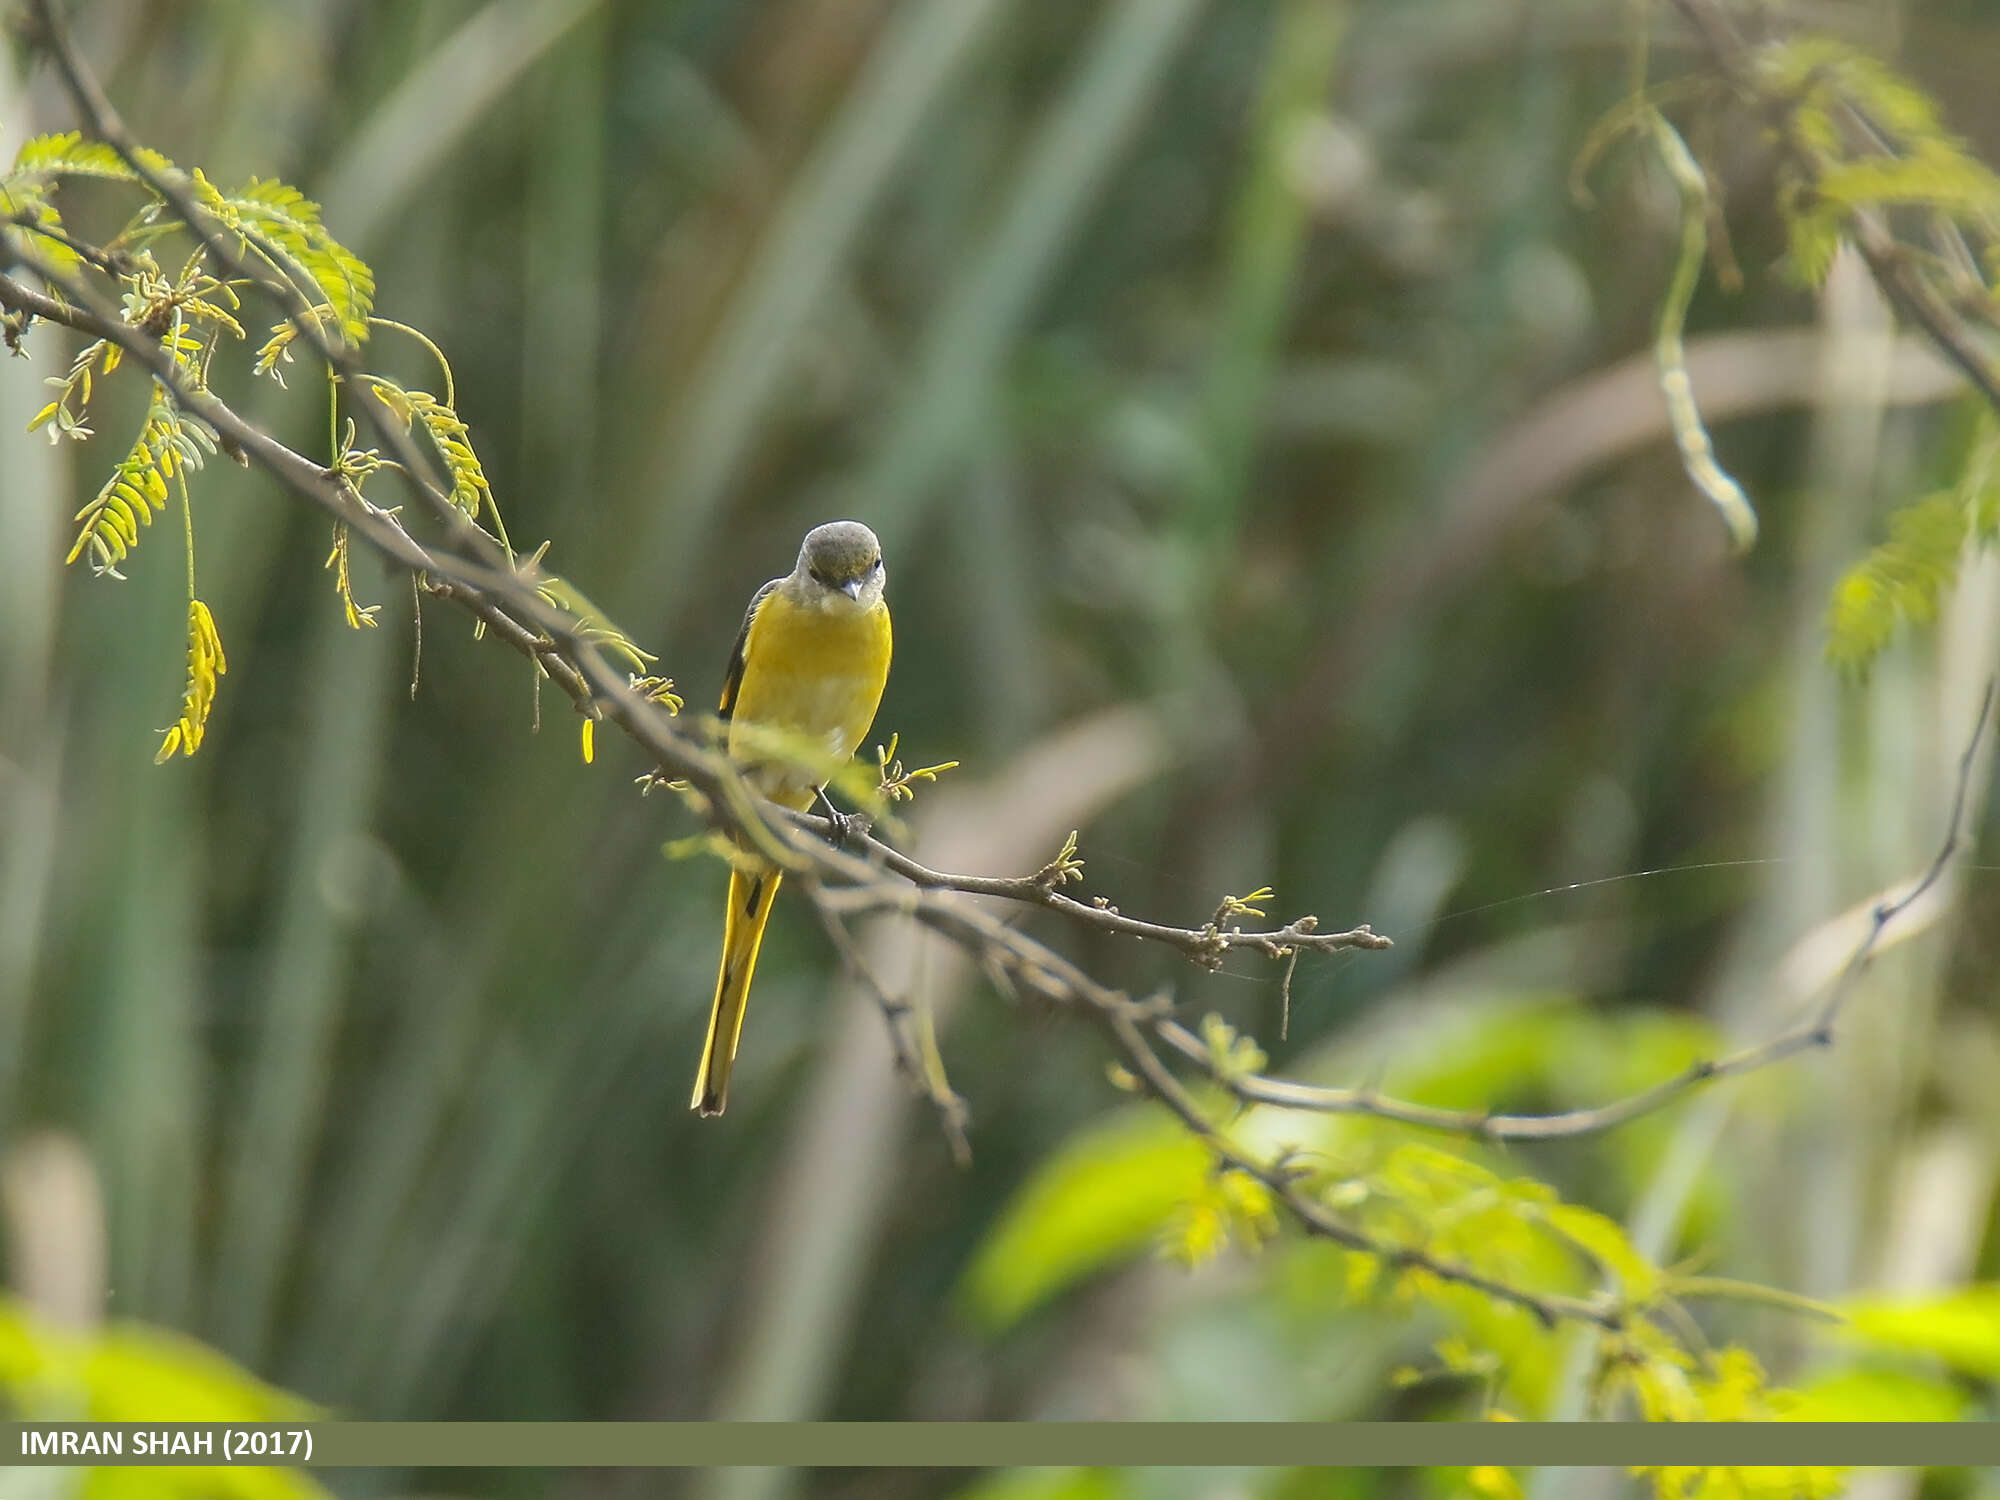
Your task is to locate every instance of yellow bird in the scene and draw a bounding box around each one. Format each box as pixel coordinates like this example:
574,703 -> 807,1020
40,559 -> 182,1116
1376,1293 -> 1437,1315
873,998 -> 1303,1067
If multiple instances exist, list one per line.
692,520 -> 893,1117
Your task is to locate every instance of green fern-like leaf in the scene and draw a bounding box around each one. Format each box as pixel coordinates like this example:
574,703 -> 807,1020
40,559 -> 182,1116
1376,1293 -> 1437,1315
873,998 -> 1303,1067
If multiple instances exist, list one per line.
1827,414 -> 2000,673
1826,570 -> 1902,674
1966,421 -> 2000,543
7,129 -> 175,184
1761,38 -> 2000,287
365,377 -> 497,529
191,171 -> 374,344
27,338 -> 117,442
1757,39 -> 1944,143
0,192 -> 84,277
1816,141 -> 2000,219
532,566 -> 657,673
155,598 -> 226,762
65,384 -> 217,578
1974,472 -> 2000,540
252,308 -> 338,384
324,521 -> 380,630
1827,493 -> 1970,673
1781,202 -> 1846,287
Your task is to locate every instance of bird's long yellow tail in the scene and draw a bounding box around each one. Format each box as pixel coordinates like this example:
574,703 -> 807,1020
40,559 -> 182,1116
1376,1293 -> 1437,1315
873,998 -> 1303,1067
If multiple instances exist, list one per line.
692,864 -> 785,1116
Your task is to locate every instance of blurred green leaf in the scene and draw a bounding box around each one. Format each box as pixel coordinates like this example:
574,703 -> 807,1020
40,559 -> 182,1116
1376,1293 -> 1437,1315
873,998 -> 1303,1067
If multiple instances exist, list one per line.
1826,409 -> 2000,674
1843,1284 -> 2000,1380
960,1109 -> 1205,1333
1543,1202 -> 1657,1302
1308,991 -> 1721,1121
1782,1366 -> 1967,1422
966,993 -> 1730,1345
0,1295 -> 325,1499
0,1296 -> 317,1421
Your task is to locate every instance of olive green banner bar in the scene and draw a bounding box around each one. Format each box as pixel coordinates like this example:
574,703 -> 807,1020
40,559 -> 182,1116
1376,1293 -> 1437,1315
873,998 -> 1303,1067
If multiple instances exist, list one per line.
3,1422 -> 1995,1468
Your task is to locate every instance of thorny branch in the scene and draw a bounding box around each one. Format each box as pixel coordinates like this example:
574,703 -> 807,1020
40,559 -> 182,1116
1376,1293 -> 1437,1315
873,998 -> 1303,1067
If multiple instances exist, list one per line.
4,0 -> 1992,1335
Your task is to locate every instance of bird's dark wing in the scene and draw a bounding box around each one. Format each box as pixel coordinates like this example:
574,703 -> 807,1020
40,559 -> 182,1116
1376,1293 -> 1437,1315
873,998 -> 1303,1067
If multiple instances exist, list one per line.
718,578 -> 781,719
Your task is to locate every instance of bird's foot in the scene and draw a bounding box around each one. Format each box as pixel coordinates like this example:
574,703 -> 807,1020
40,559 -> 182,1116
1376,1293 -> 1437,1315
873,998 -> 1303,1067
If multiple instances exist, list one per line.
823,804 -> 873,848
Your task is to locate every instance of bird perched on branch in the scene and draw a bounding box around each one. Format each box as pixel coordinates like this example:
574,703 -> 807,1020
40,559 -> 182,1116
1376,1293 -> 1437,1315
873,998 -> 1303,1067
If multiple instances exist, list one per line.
693,520 -> 892,1117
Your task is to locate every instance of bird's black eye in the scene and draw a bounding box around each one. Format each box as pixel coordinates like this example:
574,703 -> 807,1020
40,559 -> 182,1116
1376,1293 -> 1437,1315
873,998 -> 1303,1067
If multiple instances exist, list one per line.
809,567 -> 833,587
869,557 -> 884,574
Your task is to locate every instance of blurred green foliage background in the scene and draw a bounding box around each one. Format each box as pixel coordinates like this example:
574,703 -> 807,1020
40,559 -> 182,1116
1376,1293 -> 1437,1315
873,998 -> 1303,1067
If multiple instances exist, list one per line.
2,0 -> 1999,1496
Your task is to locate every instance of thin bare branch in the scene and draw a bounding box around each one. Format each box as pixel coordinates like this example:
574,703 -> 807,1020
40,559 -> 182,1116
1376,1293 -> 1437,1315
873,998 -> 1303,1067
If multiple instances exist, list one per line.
1159,678 -> 1993,1141
803,886 -> 971,1165
792,818 -> 1392,966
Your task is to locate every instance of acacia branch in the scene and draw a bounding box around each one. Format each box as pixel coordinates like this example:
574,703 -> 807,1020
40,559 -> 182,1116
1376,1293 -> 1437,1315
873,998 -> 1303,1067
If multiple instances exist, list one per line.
1663,0 -> 2000,416
0,233 -> 1941,1328
10,0 -> 1987,1335
817,669 -> 1988,1148
0,216 -> 1967,1333
785,815 -> 1393,965
808,862 -> 1619,1329
19,0 -> 508,559
0,252 -> 754,847
1159,683 -> 1992,1140
1102,1011 -> 1620,1331
17,216 -> 1978,1156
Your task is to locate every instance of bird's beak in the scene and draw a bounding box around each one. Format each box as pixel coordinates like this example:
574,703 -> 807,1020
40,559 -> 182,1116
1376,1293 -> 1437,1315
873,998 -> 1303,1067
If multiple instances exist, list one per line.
840,577 -> 865,601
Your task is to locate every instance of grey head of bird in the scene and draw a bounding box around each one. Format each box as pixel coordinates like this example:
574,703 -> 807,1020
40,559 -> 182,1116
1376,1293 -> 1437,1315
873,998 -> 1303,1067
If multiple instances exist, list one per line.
793,520 -> 886,610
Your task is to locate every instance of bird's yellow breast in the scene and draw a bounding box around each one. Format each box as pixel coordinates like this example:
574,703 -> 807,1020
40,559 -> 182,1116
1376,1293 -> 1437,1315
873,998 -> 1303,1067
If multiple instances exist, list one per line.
729,589 -> 892,807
